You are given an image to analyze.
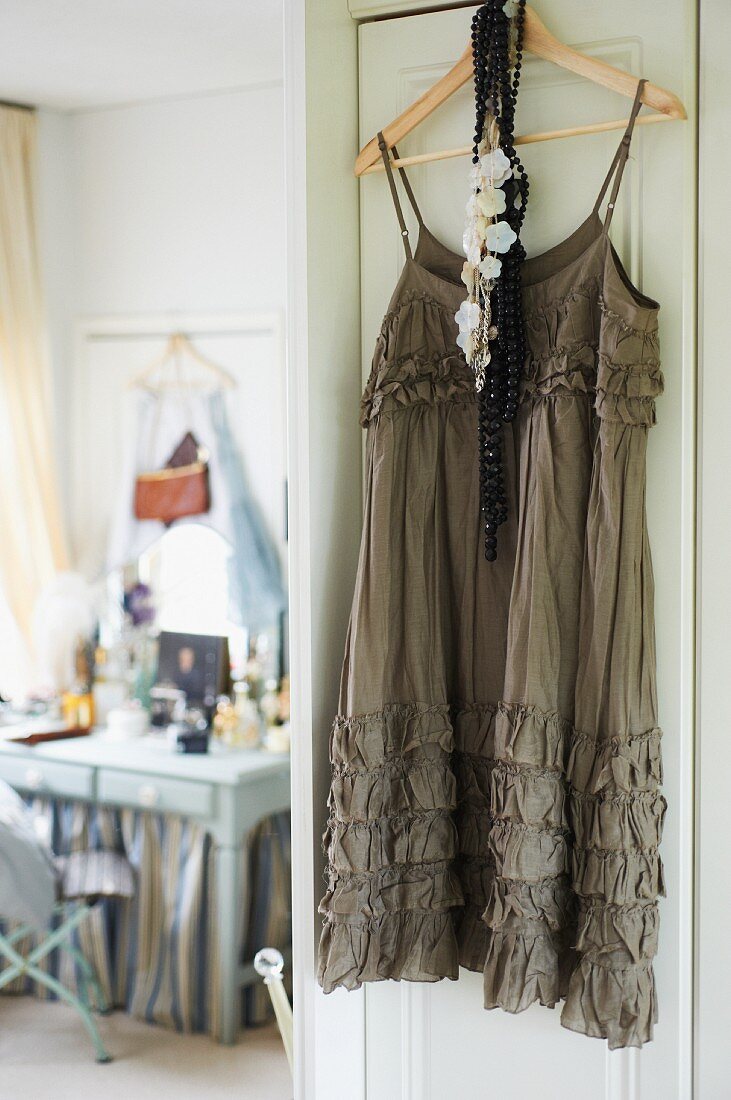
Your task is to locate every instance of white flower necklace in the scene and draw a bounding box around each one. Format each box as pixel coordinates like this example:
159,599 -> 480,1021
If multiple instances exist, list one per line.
455,127 -> 516,391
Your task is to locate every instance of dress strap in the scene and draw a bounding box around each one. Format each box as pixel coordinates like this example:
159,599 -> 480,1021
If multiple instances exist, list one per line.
592,79 -> 647,233
377,132 -> 424,259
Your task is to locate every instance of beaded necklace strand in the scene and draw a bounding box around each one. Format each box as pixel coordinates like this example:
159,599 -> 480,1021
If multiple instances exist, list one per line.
455,0 -> 529,561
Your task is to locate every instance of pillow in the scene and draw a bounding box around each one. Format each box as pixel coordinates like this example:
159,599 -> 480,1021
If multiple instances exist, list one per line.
0,778 -> 56,928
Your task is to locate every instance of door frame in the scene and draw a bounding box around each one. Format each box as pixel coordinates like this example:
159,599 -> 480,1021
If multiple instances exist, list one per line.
695,2 -> 731,1096
284,1 -> 365,1097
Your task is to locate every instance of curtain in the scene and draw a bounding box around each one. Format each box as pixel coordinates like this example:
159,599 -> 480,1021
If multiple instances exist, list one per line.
1,798 -> 292,1032
0,107 -> 68,654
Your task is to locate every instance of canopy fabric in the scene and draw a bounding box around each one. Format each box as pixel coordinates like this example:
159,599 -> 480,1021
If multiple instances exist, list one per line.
0,779 -> 56,928
107,388 -> 286,631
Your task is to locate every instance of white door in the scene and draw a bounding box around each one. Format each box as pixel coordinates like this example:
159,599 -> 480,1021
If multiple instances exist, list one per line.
358,5 -> 695,1098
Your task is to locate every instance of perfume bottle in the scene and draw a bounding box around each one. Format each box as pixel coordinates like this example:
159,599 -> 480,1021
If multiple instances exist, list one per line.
260,679 -> 280,727
62,638 -> 95,729
233,680 -> 262,748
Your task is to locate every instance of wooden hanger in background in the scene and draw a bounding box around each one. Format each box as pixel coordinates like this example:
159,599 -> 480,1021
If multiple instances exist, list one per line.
355,4 -> 687,176
128,332 -> 236,392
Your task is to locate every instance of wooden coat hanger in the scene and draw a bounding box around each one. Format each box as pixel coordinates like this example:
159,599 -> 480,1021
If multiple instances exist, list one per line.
355,4 -> 686,177
128,332 -> 236,392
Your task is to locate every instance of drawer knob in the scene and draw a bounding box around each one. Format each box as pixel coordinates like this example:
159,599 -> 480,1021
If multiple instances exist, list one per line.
24,768 -> 44,791
138,784 -> 159,807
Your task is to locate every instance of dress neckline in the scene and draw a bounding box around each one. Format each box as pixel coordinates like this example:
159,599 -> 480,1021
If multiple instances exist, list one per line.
407,217 -> 605,295
411,225 -> 464,287
521,212 -> 604,288
403,212 -> 657,320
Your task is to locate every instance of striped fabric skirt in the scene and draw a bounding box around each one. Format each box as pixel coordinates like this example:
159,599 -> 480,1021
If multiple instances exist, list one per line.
1,798 -> 291,1031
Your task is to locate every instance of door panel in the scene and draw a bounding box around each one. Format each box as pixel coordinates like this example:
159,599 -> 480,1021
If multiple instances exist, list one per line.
359,5 -> 695,1098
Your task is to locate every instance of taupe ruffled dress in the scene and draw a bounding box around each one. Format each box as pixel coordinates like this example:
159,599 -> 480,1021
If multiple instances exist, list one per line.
318,105 -> 664,1050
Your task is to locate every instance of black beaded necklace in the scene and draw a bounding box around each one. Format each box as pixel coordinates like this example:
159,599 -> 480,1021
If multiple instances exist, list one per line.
464,0 -> 529,561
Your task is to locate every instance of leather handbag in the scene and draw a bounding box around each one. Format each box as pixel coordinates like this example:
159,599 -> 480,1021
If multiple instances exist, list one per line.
134,433 -> 210,525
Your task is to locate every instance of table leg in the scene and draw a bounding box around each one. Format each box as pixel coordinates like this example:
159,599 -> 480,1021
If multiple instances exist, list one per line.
215,843 -> 243,1044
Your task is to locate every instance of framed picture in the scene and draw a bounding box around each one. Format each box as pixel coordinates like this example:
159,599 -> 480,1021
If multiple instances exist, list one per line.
156,631 -> 230,704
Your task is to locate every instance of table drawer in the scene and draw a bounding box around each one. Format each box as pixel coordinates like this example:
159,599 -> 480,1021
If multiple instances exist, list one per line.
0,756 -> 94,801
97,769 -> 215,818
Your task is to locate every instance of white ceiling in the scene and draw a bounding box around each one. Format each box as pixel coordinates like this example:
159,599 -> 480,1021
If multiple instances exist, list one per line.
0,0 -> 283,111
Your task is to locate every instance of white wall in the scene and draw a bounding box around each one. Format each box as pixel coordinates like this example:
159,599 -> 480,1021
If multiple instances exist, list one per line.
34,82 -> 285,538
66,84 -> 285,316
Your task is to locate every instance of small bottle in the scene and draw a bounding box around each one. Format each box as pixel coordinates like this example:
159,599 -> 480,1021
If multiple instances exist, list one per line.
213,696 -> 237,744
63,638 -> 95,730
278,675 -> 290,724
260,679 -> 280,728
233,680 -> 262,748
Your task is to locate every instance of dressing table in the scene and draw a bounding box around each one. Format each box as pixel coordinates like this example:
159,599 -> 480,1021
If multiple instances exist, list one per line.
0,732 -> 290,1043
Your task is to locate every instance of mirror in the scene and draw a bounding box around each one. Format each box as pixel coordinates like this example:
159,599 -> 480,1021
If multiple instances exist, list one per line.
0,2 -> 292,1092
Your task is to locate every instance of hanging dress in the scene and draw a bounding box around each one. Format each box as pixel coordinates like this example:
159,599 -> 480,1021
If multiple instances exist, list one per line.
318,84 -> 665,1051
107,389 -> 286,631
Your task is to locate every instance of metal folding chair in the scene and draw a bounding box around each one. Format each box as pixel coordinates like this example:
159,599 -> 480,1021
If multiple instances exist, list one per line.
0,781 -> 134,1063
0,900 -> 112,1061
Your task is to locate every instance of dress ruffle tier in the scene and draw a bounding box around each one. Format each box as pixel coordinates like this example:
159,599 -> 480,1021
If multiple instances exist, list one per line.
479,704 -> 665,1049
319,701 -> 665,1048
318,703 -> 462,991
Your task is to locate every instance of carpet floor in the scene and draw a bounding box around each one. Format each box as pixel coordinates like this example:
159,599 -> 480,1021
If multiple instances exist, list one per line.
0,997 -> 291,1100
